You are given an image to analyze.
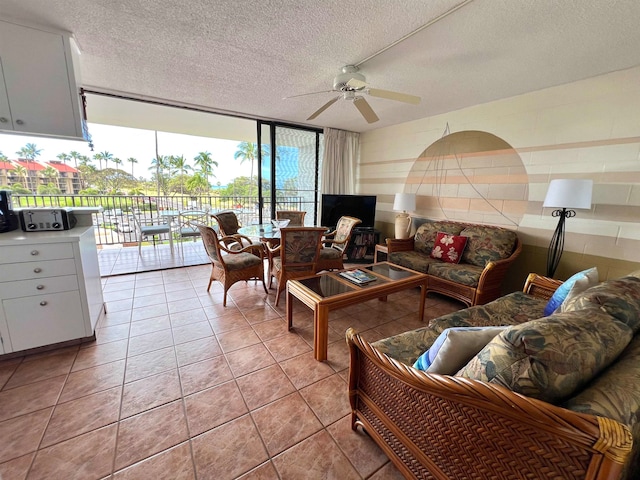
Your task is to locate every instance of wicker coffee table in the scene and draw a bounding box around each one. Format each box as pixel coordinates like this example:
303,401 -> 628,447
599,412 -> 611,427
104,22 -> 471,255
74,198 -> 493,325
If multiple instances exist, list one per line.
286,262 -> 428,361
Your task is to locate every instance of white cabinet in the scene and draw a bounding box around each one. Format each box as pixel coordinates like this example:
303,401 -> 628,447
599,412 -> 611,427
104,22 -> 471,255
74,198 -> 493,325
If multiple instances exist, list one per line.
0,19 -> 86,140
0,226 -> 105,354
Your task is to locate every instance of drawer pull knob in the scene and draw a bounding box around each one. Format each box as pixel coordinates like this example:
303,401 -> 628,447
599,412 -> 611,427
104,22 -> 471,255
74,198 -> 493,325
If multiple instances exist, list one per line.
34,268 -> 42,273
36,285 -> 44,290
31,250 -> 39,256
39,301 -> 48,306
15,119 -> 24,125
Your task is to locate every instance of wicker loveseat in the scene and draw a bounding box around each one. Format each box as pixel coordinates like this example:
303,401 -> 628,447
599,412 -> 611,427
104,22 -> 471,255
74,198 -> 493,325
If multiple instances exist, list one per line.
386,220 -> 522,306
347,273 -> 640,480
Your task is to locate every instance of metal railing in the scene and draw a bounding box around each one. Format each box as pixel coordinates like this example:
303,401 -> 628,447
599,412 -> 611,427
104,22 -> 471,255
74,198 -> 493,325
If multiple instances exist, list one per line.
12,194 -> 305,246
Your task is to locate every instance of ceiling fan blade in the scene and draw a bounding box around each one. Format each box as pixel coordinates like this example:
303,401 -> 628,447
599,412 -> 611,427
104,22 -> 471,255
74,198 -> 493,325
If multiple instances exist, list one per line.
346,78 -> 367,89
307,96 -> 340,120
353,97 -> 379,123
367,88 -> 421,105
284,90 -> 334,100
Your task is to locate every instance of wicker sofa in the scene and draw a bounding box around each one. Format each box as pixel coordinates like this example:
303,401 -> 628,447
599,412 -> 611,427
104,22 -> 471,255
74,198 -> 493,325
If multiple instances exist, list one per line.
386,220 -> 522,306
347,273 -> 640,480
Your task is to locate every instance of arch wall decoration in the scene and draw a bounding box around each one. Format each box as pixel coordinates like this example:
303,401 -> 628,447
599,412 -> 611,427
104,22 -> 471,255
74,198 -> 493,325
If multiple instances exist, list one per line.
403,130 -> 528,230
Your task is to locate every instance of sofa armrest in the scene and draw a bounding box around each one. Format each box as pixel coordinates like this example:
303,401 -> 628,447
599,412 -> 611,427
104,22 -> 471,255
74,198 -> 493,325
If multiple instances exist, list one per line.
386,236 -> 415,253
473,237 -> 523,305
346,328 -> 633,480
523,273 -> 563,300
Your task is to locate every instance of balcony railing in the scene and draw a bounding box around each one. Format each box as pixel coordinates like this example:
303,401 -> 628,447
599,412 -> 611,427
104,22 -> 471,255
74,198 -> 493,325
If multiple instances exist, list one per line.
12,194 -> 305,247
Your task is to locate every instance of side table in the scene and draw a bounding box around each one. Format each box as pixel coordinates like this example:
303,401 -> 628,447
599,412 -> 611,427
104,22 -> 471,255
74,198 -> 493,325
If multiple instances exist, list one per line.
374,244 -> 388,263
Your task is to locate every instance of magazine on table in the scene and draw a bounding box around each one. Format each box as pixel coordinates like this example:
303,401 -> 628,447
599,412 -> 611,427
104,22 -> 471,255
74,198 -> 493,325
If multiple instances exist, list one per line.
339,269 -> 377,285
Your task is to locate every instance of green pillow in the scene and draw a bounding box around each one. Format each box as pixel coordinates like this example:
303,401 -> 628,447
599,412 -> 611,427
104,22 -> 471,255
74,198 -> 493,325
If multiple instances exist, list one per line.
458,311 -> 632,404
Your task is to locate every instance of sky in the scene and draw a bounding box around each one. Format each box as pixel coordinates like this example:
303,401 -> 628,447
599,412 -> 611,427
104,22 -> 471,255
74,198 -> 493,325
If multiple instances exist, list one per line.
0,123 -> 252,185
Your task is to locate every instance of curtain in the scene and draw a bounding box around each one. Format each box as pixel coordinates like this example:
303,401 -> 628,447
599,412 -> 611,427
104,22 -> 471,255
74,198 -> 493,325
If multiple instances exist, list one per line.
321,127 -> 359,194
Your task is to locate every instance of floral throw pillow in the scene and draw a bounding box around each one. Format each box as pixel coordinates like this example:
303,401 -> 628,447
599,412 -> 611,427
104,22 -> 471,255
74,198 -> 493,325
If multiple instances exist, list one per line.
430,232 -> 468,264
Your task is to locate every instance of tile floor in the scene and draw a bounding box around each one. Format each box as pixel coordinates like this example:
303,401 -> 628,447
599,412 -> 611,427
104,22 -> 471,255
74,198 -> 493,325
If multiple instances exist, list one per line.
98,242 -> 208,276
0,254 -> 463,479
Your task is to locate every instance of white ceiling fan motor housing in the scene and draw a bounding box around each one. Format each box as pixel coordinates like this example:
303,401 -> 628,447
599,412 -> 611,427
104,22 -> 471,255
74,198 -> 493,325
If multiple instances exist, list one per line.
333,65 -> 366,92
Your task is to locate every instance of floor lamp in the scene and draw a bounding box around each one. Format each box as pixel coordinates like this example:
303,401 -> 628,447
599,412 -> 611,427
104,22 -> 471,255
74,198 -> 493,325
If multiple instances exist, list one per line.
393,193 -> 416,239
543,179 -> 593,278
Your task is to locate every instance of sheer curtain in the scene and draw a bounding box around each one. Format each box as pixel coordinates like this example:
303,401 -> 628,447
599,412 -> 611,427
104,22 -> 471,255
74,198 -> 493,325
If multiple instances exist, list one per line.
321,128 -> 359,194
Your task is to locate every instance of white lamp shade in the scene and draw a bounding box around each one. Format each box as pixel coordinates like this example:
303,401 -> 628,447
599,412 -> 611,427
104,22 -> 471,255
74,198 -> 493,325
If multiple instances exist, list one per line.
393,193 -> 416,212
543,179 -> 593,209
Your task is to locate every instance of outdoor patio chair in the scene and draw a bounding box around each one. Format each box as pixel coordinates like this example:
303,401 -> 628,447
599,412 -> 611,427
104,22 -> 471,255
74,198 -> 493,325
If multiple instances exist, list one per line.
132,214 -> 174,255
275,210 -> 306,226
196,223 -> 268,306
315,216 -> 362,272
266,226 -> 326,306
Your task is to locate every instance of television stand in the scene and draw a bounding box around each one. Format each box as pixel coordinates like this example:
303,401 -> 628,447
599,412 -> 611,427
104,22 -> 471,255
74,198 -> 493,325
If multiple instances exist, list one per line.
346,228 -> 380,263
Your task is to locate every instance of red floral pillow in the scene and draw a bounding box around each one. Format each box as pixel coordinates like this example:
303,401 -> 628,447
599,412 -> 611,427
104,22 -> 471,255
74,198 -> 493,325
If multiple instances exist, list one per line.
430,232 -> 468,264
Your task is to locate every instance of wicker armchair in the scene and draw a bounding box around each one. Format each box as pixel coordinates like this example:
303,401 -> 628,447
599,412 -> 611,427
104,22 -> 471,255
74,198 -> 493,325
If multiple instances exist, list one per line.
211,210 -> 260,251
276,210 -> 307,226
266,227 -> 326,306
196,224 -> 268,306
315,216 -> 361,272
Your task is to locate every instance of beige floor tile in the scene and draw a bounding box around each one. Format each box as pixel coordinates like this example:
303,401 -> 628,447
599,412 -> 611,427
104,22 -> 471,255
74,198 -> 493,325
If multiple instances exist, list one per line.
184,380 -> 248,436
59,360 -> 125,404
174,336 -> 223,367
299,374 -> 350,426
236,364 -> 295,411
225,344 -> 276,378
113,442 -> 195,480
251,392 -> 322,456
0,452 -> 35,480
71,339 -> 129,372
263,332 -> 312,362
115,400 -> 188,470
0,376 -> 66,421
178,356 -> 233,396
124,346 -> 177,383
4,350 -> 76,389
191,415 -> 268,480
0,408 -> 52,463
279,351 -> 335,390
120,369 -> 181,419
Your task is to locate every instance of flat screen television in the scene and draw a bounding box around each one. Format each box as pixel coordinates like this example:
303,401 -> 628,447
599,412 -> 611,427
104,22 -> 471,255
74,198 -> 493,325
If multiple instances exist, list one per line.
321,194 -> 377,230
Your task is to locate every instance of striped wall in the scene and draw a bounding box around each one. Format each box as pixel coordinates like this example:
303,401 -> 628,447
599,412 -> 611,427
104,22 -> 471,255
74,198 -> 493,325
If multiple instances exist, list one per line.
358,65 -> 640,281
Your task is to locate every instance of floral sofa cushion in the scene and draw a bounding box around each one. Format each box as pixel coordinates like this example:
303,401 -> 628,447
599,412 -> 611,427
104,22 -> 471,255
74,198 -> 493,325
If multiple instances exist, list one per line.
458,311 -> 633,404
562,275 -> 640,332
387,251 -> 438,274
427,262 -> 484,287
372,290 -> 547,365
414,221 -> 464,255
563,334 -> 640,428
460,225 -> 518,267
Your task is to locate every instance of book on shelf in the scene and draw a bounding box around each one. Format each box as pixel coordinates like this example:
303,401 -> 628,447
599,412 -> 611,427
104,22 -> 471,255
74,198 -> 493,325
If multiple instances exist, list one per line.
339,269 -> 378,285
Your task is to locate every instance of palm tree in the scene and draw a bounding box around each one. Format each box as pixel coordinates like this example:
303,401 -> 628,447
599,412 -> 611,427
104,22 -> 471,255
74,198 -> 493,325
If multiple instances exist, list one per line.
93,151 -> 113,171
170,155 -> 192,194
0,152 -> 7,161
13,165 -> 28,188
127,157 -> 138,178
234,142 -> 258,197
16,143 -> 42,191
193,151 -> 218,192
42,166 -> 60,190
149,155 -> 170,196
56,152 -> 70,165
68,151 -> 82,170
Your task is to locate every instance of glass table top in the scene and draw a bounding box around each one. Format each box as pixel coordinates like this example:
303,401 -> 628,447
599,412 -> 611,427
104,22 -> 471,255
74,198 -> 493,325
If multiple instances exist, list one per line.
296,263 -> 420,298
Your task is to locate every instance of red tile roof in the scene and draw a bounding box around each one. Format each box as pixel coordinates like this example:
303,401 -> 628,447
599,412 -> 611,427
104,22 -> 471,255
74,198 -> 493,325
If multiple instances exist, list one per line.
14,160 -> 45,171
44,161 -> 79,173
0,161 -> 14,170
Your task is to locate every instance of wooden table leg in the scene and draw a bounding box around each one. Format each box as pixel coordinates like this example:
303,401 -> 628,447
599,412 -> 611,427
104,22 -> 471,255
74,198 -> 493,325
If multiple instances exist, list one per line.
314,305 -> 329,362
286,288 -> 294,330
418,283 -> 427,322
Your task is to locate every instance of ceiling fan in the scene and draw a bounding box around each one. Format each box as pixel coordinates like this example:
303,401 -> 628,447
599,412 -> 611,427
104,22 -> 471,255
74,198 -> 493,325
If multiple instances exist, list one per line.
287,65 -> 421,124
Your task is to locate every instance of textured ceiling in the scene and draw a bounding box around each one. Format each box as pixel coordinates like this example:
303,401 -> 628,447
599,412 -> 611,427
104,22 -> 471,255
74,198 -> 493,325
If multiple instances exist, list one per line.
2,0 -> 640,133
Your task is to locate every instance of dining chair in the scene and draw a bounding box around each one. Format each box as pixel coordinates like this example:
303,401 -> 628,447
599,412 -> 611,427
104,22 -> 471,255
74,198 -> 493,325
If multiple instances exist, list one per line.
315,216 -> 362,272
195,223 -> 268,306
266,227 -> 326,306
211,210 -> 261,251
132,214 -> 174,255
276,210 -> 306,226
175,209 -> 208,241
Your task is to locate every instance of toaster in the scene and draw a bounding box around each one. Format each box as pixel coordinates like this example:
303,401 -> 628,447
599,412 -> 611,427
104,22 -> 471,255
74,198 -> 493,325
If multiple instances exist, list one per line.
18,208 -> 77,231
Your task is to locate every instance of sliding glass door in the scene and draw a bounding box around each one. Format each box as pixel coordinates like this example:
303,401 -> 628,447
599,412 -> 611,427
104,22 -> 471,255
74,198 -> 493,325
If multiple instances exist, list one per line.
257,122 -> 323,225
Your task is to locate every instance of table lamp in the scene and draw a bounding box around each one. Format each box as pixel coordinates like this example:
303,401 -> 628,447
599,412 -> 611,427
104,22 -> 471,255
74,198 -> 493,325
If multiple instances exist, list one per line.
543,179 -> 593,278
393,193 -> 416,239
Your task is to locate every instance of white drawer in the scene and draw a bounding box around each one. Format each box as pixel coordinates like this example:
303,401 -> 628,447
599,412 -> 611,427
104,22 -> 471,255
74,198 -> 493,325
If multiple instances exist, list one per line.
3,290 -> 86,352
0,275 -> 79,299
0,243 -> 74,264
1,259 -> 77,282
